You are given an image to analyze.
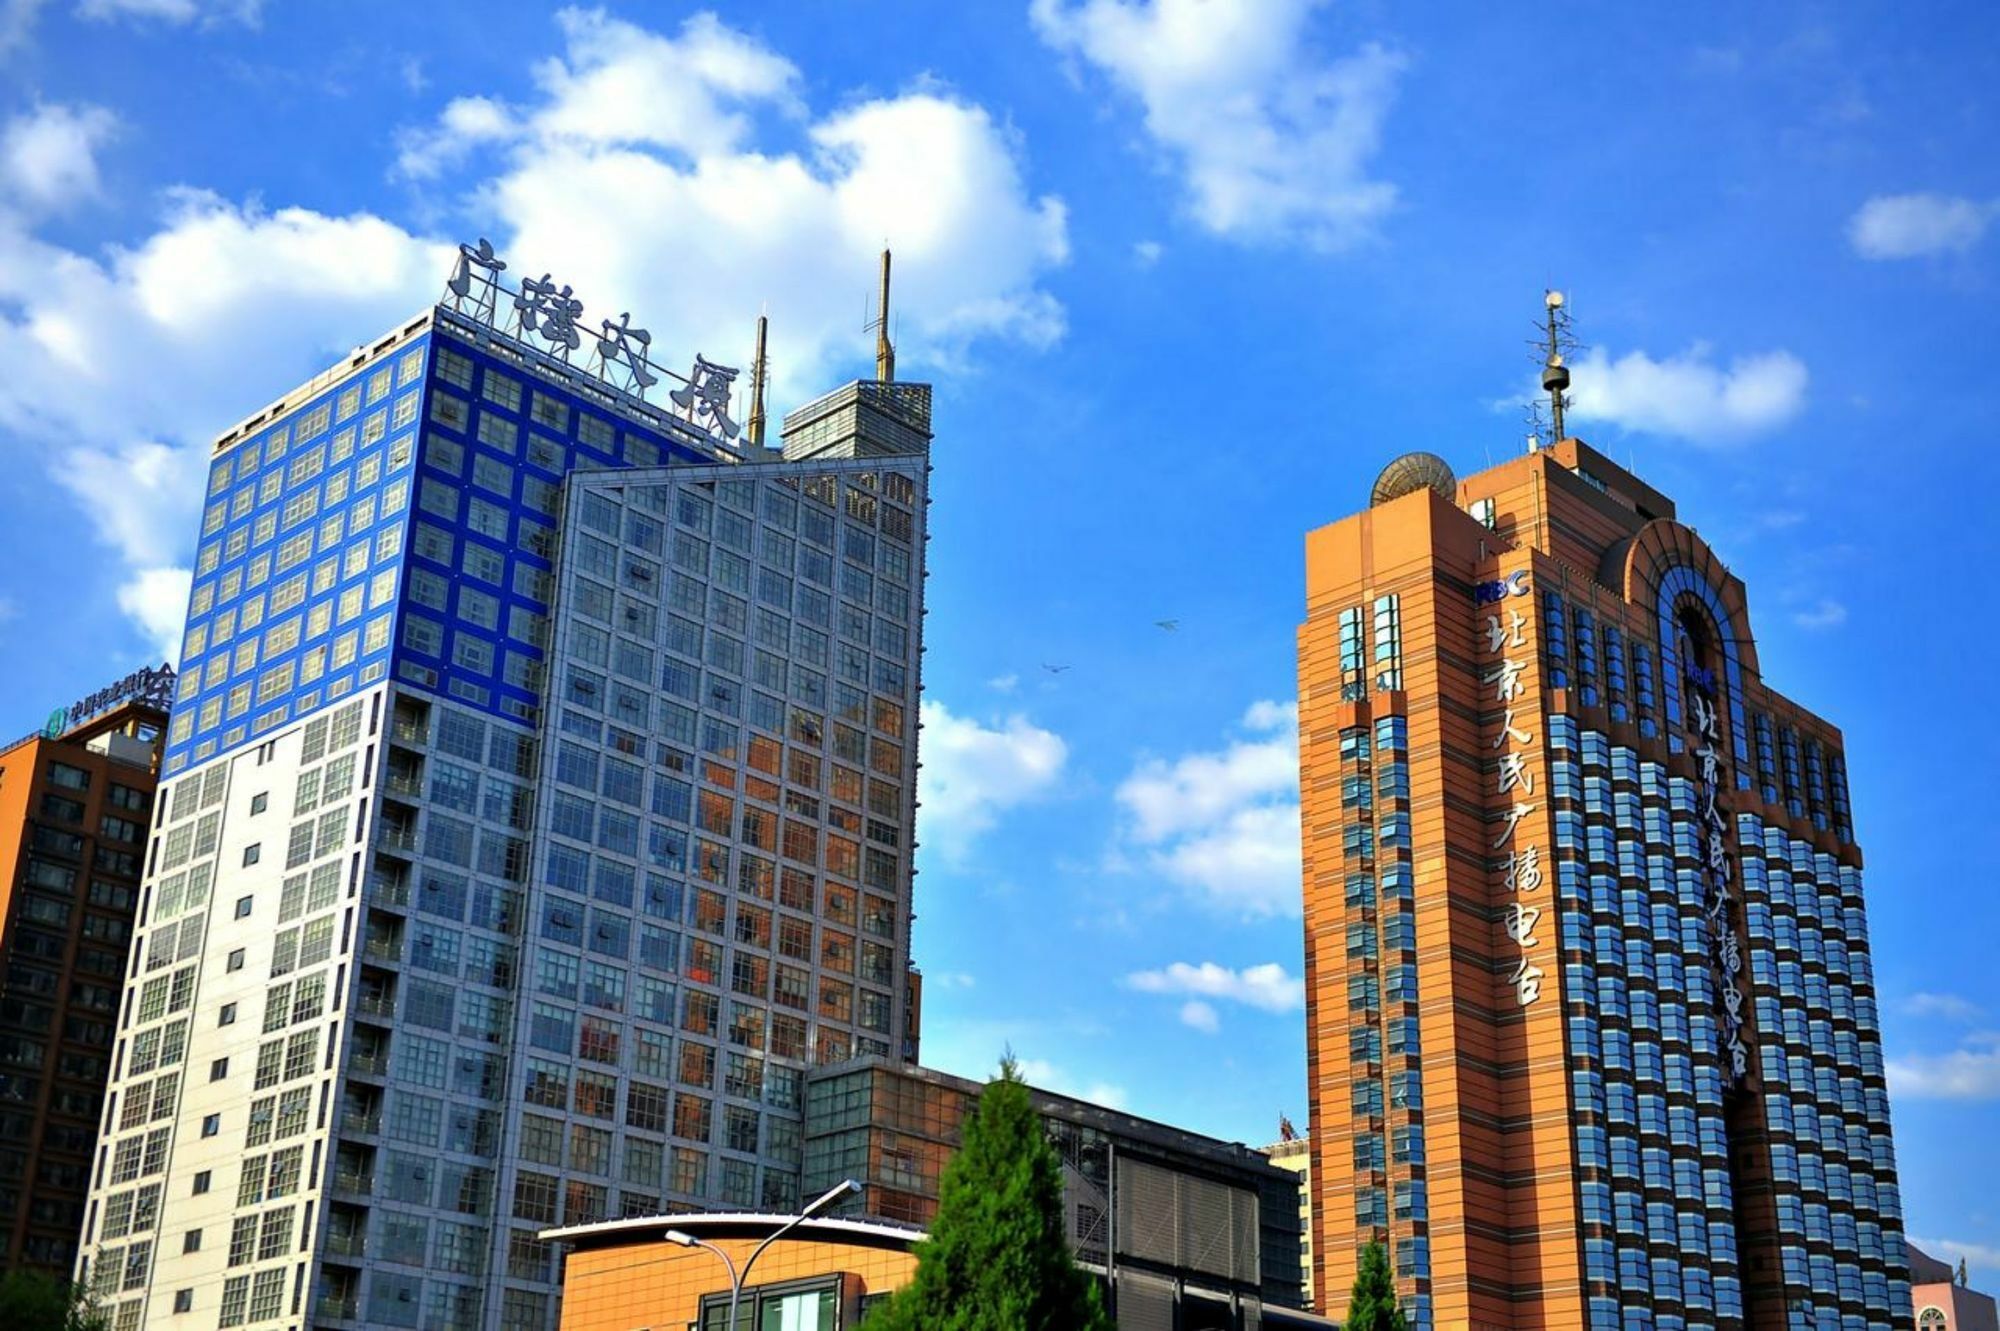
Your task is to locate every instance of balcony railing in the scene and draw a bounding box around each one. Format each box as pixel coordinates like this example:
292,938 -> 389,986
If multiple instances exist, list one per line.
377,827 -> 418,854
363,936 -> 402,962
325,1229 -> 366,1258
356,993 -> 395,1019
316,1295 -> 360,1321
338,1109 -> 381,1136
390,717 -> 427,745
348,1052 -> 389,1078
331,1169 -> 373,1196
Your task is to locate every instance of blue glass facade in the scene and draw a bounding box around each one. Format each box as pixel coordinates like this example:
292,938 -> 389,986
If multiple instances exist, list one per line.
389,320 -> 722,740
166,310 -> 738,780
166,333 -> 433,775
1542,580 -> 1909,1331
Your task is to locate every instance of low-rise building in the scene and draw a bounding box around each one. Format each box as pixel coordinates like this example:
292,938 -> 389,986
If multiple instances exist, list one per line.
1910,1243 -> 1999,1331
545,1058 -> 1326,1329
1262,1131 -> 1313,1311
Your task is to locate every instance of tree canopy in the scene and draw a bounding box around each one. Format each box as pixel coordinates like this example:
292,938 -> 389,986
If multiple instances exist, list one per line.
1344,1241 -> 1408,1331
862,1059 -> 1111,1331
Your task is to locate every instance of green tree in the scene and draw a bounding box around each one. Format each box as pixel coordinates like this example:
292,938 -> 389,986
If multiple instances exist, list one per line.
863,1059 -> 1111,1331
1344,1241 -> 1408,1331
0,1270 -> 109,1331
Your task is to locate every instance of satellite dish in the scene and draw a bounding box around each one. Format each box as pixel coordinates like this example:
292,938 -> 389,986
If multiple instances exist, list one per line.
1370,452 -> 1458,507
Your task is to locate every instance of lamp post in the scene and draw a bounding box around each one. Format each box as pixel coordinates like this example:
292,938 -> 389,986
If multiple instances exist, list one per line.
665,1179 -> 862,1330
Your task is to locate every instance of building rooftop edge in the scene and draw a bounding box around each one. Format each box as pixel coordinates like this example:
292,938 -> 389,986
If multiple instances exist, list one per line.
537,1212 -> 926,1250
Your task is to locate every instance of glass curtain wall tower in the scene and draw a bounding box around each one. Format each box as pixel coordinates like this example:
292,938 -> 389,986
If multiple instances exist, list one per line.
1297,439 -> 1909,1330
77,248 -> 933,1331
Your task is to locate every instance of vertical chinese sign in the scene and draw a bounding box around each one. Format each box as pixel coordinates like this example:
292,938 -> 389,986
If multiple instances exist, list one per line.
1479,575 -> 1544,1007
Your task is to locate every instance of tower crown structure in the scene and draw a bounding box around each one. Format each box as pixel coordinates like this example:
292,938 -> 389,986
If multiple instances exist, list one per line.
1298,421 -> 1908,1329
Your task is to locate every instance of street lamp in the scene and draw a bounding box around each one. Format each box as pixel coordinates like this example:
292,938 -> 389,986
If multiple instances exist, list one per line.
665,1179 -> 862,1330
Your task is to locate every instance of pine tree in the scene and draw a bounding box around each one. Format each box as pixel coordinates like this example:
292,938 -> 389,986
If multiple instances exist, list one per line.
1344,1241 -> 1408,1331
863,1059 -> 1111,1331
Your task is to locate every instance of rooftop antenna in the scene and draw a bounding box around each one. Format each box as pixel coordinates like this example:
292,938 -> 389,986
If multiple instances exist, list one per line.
1522,401 -> 1547,454
873,247 -> 896,382
1540,289 -> 1576,442
746,311 -> 770,448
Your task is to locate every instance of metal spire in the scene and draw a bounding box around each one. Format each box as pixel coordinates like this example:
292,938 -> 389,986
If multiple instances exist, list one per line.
874,248 -> 896,382
746,312 -> 769,447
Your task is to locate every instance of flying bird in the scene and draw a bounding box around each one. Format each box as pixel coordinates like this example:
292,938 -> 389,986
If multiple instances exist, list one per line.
1155,619 -> 1179,631
1042,663 -> 1071,674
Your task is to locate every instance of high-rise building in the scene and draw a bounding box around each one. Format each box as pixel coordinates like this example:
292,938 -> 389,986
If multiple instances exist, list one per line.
78,245 -> 932,1331
1297,438 -> 1910,1329
0,677 -> 170,1275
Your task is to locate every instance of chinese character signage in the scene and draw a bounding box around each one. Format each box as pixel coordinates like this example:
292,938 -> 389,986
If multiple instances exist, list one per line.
1479,572 -> 1543,1007
440,237 -> 739,443
42,664 -> 178,738
1688,680 -> 1751,1084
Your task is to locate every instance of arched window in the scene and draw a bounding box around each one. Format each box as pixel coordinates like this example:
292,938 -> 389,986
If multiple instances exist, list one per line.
1919,1307 -> 1949,1329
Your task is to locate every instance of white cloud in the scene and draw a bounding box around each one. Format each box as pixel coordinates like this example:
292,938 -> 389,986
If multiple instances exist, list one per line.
393,96 -> 514,180
987,673 -> 1020,694
1563,342 -> 1808,443
1014,1057 -> 1128,1110
0,194 -> 450,643
0,0 -> 44,54
1902,992 -> 1982,1022
1887,1032 -> 2000,1100
76,0 -> 262,22
1178,1000 -> 1219,1033
1031,0 -> 1403,250
917,700 -> 1068,863
0,8 -> 1067,650
1127,960 -> 1304,1012
401,8 -> 1068,402
1790,598 -> 1847,631
1132,239 -> 1163,266
3,102 -> 116,211
1116,700 -> 1301,917
118,567 -> 191,664
925,971 -> 977,991
1849,192 -> 1997,259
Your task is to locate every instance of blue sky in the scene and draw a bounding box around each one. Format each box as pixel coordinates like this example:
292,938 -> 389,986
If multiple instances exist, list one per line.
4,0 -> 1999,1282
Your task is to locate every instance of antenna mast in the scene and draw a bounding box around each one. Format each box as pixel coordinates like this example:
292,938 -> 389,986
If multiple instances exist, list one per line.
747,313 -> 769,448
1541,290 -> 1573,442
874,248 -> 896,382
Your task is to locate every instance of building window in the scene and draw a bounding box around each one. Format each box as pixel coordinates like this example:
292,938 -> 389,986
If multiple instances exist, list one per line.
173,1289 -> 193,1313
234,896 -> 253,918
218,1004 -> 236,1027
202,1115 -> 220,1138
192,1171 -> 211,1195
226,950 -> 245,973
240,845 -> 260,868
210,1059 -> 228,1081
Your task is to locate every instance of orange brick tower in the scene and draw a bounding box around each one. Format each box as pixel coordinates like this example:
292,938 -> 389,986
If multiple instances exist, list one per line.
1298,438 -> 1910,1330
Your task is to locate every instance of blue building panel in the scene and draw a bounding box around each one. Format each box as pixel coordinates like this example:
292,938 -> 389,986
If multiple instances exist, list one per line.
387,322 -> 724,737
163,333 -> 433,775
163,310 -> 742,778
